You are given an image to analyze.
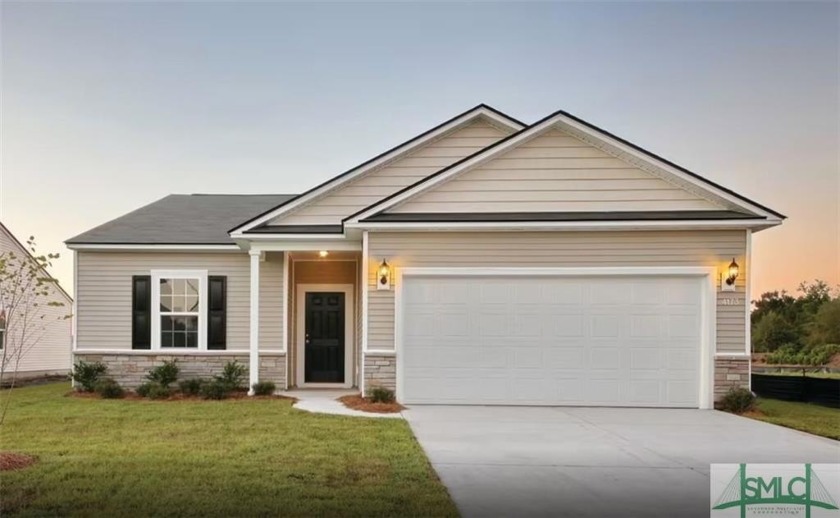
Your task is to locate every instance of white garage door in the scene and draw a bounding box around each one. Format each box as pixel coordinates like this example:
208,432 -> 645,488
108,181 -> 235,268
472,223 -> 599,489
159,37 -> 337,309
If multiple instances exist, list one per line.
400,274 -> 703,407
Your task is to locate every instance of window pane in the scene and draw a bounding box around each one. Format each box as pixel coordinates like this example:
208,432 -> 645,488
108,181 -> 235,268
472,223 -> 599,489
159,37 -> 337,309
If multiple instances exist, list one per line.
173,279 -> 185,296
160,279 -> 172,295
161,316 -> 173,331
173,317 -> 187,331
185,279 -> 199,297
160,294 -> 173,312
173,332 -> 186,347
186,295 -> 199,312
161,331 -> 173,348
186,331 -> 197,348
171,293 -> 185,312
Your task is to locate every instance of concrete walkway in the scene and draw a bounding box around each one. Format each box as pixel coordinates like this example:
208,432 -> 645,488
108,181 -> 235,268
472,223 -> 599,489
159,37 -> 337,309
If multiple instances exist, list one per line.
405,406 -> 840,517
278,389 -> 403,419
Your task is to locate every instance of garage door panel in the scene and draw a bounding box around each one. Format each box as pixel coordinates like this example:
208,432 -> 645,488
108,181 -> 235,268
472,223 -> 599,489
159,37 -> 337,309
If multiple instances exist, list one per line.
545,282 -> 585,304
666,283 -> 701,305
586,380 -> 622,402
401,275 -> 702,407
669,315 -> 700,337
544,348 -> 586,369
632,282 -> 667,303
590,283 -> 633,305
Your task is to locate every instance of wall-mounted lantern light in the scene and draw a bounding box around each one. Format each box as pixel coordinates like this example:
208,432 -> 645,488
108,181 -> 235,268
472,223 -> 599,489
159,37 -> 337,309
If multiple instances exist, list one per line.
377,259 -> 391,291
721,258 -> 739,291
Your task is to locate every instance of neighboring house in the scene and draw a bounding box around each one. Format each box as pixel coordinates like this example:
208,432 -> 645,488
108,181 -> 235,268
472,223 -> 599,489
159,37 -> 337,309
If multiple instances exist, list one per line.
66,105 -> 783,408
1,222 -> 73,382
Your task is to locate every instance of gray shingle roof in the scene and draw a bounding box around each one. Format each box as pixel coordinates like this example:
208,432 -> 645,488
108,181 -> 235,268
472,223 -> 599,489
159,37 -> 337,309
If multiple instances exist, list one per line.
66,194 -> 297,245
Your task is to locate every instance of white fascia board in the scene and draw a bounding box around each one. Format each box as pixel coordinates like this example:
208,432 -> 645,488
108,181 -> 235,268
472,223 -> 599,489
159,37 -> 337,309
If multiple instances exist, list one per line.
232,232 -> 349,240
249,239 -> 362,252
230,107 -> 524,234
345,219 -> 779,232
66,243 -> 241,252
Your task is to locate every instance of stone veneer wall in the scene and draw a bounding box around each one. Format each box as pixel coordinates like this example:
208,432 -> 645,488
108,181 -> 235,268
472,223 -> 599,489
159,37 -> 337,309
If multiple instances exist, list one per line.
363,353 -> 395,392
73,353 -> 286,389
714,356 -> 750,401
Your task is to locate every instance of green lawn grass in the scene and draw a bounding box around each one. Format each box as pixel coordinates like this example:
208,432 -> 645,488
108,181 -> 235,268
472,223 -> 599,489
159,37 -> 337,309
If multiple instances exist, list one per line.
1,383 -> 457,517
749,398 -> 840,441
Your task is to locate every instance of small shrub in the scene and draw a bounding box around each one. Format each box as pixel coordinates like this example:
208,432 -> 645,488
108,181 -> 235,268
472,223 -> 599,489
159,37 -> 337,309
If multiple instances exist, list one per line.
179,378 -> 205,396
369,386 -> 395,404
136,382 -> 153,397
215,360 -> 246,390
200,379 -> 231,400
719,388 -> 756,414
137,381 -> 171,400
70,360 -> 108,392
766,343 -> 840,366
146,383 -> 172,400
146,359 -> 180,388
251,381 -> 276,396
94,378 -> 124,399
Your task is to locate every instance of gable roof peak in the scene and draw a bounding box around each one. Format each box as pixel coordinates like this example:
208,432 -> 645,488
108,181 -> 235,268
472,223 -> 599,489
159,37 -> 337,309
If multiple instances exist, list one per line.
229,104 -> 525,235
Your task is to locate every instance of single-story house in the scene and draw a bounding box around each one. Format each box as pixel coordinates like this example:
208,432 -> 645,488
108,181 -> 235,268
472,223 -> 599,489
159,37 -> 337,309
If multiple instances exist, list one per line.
1,222 -> 73,383
66,105 -> 783,408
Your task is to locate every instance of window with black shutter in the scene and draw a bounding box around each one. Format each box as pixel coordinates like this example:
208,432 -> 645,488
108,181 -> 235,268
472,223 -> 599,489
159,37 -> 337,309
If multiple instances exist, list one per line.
207,276 -> 227,350
132,275 -> 152,349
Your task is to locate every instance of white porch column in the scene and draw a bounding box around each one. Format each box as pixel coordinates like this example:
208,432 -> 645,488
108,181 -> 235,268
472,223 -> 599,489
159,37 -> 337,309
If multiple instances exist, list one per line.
248,250 -> 261,395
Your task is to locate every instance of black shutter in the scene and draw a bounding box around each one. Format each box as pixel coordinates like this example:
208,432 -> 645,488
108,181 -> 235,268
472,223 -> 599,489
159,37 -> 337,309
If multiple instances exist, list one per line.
207,276 -> 227,350
132,275 -> 152,349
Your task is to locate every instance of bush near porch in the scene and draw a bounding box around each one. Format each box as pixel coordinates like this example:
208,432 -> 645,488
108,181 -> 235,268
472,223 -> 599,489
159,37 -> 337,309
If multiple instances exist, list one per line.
1,383 -> 457,517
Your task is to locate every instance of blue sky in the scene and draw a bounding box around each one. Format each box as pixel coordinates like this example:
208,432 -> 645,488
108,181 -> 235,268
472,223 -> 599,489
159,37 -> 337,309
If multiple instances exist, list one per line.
1,1 -> 838,297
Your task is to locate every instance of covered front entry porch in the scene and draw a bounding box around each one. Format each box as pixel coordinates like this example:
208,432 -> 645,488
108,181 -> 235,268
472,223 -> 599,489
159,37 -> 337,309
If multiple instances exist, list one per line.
246,242 -> 362,393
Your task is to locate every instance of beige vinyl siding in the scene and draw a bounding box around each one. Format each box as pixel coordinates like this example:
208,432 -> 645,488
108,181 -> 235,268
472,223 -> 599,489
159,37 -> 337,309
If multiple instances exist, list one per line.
76,252 -> 284,352
274,119 -> 511,225
0,228 -> 72,374
366,231 -> 746,353
390,129 -> 723,213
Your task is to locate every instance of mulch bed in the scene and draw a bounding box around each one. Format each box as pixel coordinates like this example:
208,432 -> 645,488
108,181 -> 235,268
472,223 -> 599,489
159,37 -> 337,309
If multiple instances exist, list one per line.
0,452 -> 37,472
338,394 -> 405,414
67,390 -> 295,402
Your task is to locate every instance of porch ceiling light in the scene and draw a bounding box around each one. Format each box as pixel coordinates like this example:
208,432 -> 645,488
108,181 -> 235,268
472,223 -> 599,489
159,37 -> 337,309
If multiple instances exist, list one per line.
318,250 -> 329,258
725,258 -> 739,286
377,259 -> 391,291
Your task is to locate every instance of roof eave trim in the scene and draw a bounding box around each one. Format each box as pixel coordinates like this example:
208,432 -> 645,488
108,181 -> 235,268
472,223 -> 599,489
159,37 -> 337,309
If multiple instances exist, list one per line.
345,218 -> 781,232
233,233 -> 348,241
1,222 -> 74,302
344,110 -> 785,224
66,243 -> 241,251
227,104 -> 525,235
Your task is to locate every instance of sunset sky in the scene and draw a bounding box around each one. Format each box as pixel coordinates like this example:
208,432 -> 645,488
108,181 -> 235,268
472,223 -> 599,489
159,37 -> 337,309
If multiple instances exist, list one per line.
1,2 -> 838,299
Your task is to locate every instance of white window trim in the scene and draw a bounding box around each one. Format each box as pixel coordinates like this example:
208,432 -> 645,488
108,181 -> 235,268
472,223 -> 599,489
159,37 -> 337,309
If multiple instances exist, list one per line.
151,269 -> 208,351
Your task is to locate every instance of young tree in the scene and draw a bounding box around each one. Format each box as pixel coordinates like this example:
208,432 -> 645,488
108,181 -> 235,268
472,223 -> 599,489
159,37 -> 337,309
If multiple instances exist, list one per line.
0,237 -> 69,425
809,298 -> 840,346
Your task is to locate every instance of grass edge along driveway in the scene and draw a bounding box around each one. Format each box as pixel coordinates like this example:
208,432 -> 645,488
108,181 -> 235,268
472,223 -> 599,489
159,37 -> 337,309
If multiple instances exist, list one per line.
1,383 -> 457,517
747,398 -> 840,441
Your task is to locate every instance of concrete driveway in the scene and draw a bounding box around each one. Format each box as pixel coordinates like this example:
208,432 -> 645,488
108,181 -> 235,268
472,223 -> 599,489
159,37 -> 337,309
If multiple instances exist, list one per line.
404,406 -> 840,517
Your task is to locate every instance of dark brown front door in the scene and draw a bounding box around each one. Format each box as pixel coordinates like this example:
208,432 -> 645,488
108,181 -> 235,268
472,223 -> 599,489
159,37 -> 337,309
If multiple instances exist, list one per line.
304,292 -> 345,383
